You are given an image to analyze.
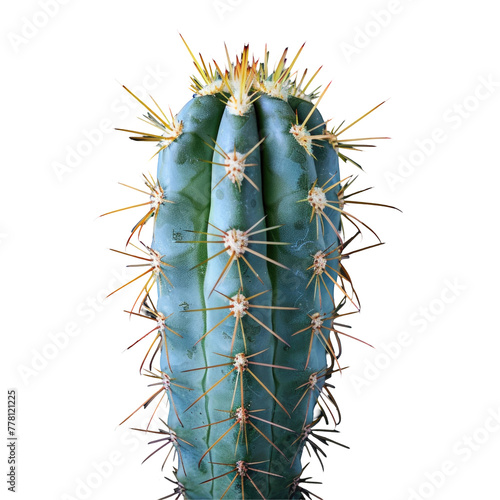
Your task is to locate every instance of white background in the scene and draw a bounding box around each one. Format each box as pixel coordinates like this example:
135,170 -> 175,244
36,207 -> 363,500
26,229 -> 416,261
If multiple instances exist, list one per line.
2,1 -> 500,499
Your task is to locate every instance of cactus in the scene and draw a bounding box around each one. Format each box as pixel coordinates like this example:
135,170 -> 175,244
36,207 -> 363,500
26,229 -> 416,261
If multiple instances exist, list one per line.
104,37 -> 397,500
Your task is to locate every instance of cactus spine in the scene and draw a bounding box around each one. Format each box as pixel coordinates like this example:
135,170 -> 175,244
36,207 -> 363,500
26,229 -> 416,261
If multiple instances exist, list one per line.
106,38 -> 396,499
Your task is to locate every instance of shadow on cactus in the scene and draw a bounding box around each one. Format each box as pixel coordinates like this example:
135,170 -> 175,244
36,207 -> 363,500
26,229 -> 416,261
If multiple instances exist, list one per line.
103,35 -> 399,500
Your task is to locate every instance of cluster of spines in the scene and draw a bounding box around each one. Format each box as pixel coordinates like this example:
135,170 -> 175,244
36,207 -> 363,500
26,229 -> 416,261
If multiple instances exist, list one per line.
104,36 -> 397,500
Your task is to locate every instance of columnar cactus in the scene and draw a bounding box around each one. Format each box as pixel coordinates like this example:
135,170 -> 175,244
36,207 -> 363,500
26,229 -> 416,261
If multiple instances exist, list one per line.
105,37 -> 396,499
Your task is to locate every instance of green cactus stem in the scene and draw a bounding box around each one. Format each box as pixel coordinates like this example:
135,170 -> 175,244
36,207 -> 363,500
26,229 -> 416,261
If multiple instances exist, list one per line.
104,37 -> 398,500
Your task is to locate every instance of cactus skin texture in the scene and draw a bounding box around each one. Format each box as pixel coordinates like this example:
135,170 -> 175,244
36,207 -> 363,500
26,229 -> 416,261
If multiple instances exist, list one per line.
108,38 -> 396,500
